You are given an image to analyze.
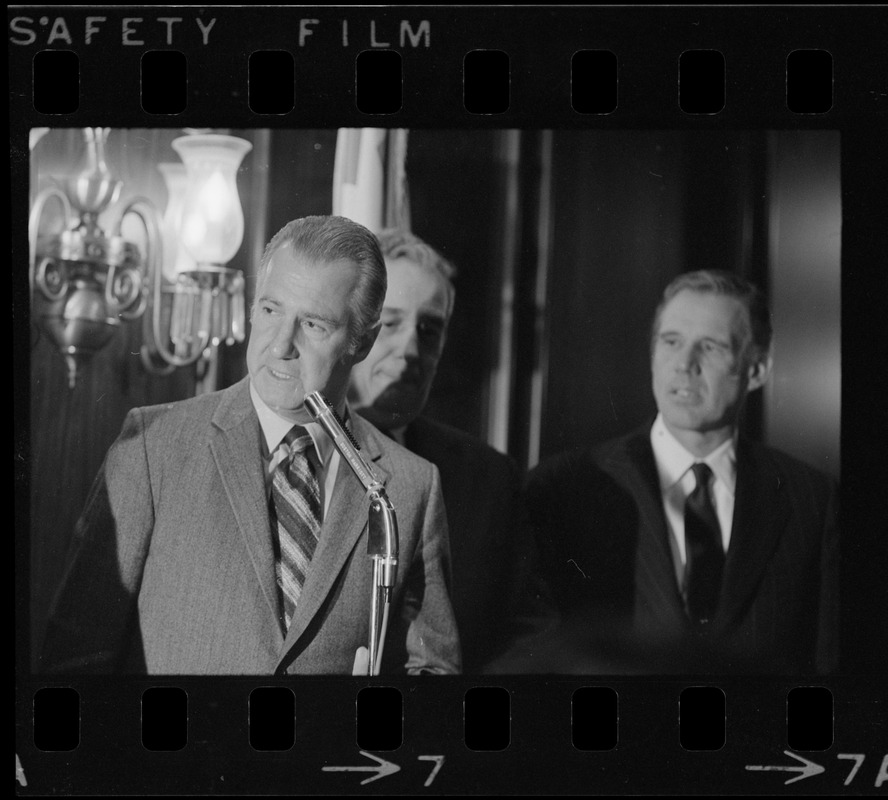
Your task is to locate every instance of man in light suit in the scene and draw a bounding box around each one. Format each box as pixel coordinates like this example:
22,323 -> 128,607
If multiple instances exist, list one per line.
349,229 -> 557,673
40,215 -> 461,675
527,270 -> 839,674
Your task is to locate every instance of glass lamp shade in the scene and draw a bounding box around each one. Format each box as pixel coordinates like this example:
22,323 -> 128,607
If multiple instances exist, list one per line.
157,162 -> 197,281
67,127 -> 123,216
171,133 -> 253,267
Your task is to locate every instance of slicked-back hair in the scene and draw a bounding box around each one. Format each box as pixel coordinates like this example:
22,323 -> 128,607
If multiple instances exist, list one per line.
255,215 -> 387,353
376,227 -> 457,319
651,269 -> 773,361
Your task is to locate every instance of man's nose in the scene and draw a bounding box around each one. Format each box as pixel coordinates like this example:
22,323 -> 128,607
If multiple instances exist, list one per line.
675,344 -> 701,373
270,321 -> 299,359
394,326 -> 421,360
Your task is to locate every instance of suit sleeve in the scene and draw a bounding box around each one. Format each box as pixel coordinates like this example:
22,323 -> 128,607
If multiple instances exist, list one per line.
38,409 -> 155,674
400,464 -> 462,675
816,479 -> 840,674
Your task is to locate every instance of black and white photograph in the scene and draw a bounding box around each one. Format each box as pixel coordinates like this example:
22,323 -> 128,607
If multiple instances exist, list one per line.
28,127 -> 841,677
13,4 -> 887,796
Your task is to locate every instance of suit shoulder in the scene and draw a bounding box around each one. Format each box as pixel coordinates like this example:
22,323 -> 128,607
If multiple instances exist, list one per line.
412,416 -> 514,466
354,415 -> 440,479
529,429 -> 639,484
527,447 -> 593,494
135,388 -> 222,421
118,382 -> 243,455
752,442 -> 838,493
128,386 -> 226,429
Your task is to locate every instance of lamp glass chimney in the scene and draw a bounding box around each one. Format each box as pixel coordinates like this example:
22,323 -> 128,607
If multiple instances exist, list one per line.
172,134 -> 252,267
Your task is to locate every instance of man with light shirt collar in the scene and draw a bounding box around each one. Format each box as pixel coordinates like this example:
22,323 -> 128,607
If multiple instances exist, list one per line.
40,215 -> 460,676
527,270 -> 839,674
651,416 -> 737,597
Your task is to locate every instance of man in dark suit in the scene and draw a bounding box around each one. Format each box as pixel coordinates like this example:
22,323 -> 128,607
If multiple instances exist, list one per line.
527,270 -> 839,674
349,228 -> 557,673
40,216 -> 460,675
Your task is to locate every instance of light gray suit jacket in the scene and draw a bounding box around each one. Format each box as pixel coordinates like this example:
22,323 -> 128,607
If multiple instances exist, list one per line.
39,377 -> 461,675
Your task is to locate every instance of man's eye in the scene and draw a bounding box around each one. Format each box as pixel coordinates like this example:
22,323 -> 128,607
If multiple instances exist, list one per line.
419,324 -> 443,341
303,320 -> 326,335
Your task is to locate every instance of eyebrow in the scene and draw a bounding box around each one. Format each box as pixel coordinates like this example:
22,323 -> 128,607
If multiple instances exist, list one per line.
255,296 -> 342,327
383,304 -> 447,321
658,331 -> 732,348
302,311 -> 342,327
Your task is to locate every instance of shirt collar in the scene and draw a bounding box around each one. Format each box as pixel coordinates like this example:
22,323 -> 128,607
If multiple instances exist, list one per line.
650,413 -> 737,495
249,380 -> 345,468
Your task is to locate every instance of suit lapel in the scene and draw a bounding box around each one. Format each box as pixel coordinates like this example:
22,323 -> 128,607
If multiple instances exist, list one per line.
280,414 -> 391,657
621,432 -> 688,623
209,378 -> 283,635
714,440 -> 788,629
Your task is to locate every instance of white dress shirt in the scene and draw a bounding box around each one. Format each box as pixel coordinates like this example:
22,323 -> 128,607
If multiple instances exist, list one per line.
249,382 -> 342,517
649,414 -> 737,589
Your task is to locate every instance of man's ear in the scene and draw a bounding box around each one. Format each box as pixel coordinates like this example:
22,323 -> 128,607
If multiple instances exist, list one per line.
746,351 -> 773,392
351,321 -> 381,364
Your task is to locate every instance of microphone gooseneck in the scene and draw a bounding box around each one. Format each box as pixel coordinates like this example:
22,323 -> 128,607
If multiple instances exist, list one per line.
305,391 -> 399,676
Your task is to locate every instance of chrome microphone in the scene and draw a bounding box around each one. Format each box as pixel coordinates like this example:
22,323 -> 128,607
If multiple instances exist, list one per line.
304,391 -> 399,675
304,391 -> 383,497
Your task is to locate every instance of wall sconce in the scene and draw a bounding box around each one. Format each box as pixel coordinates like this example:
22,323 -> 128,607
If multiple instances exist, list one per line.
29,127 -> 161,388
141,132 -> 252,379
30,128 -> 253,389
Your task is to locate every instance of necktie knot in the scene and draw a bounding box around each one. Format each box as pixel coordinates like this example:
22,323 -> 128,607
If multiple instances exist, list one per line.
283,425 -> 313,458
691,461 -> 713,489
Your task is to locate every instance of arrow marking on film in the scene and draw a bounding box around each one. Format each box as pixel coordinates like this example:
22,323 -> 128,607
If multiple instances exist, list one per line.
322,751 -> 401,785
745,750 -> 826,785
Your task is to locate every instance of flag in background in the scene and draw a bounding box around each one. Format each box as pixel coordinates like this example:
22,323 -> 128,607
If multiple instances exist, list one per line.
332,128 -> 411,234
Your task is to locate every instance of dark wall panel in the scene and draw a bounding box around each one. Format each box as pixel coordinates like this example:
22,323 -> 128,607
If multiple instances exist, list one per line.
541,131 -> 687,460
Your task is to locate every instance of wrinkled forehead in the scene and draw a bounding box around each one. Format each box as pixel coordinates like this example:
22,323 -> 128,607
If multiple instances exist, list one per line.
657,289 -> 752,344
257,247 -> 362,312
383,255 -> 454,318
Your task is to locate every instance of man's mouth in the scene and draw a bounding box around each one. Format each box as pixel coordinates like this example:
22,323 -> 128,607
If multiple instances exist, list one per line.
268,367 -> 297,381
671,386 -> 701,401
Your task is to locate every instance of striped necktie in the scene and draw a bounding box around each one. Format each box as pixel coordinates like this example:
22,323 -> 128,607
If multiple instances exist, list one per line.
271,426 -> 322,629
684,462 -> 724,626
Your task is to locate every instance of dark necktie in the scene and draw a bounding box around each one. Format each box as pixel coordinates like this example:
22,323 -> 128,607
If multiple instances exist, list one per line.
684,462 -> 724,625
270,426 -> 322,629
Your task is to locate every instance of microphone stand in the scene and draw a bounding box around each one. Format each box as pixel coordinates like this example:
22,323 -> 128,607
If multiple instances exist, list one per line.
304,391 -> 399,676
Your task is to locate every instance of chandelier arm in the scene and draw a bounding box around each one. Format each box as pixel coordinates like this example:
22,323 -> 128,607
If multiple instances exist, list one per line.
28,187 -> 73,300
111,197 -> 159,319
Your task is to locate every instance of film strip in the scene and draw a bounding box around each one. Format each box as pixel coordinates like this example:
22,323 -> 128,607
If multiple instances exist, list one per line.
12,4 -> 888,796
